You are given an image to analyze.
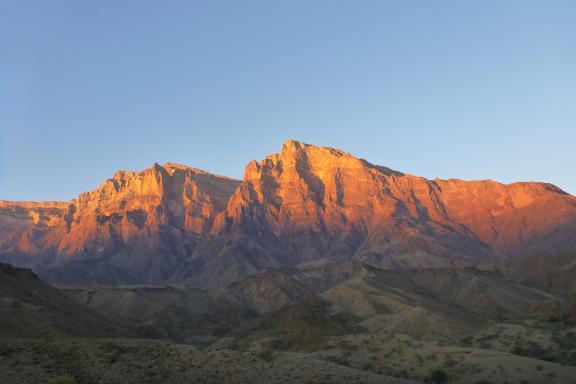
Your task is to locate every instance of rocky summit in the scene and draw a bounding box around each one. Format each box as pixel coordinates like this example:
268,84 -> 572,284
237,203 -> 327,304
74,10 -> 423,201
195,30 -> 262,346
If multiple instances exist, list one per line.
1,140 -> 575,288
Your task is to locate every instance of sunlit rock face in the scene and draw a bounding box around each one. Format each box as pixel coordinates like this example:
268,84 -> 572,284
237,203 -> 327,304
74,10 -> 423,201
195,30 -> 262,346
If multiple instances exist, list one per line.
211,140 -> 575,269
0,163 -> 240,284
433,179 -> 576,254
1,140 -> 575,287
210,141 -> 487,269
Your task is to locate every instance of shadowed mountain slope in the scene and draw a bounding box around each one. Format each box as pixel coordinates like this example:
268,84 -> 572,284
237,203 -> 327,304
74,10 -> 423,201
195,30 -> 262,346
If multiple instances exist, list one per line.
0,262 -> 127,338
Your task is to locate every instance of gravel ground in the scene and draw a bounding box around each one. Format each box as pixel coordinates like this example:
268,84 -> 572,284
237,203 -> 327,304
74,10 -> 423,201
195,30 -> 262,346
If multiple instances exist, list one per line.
0,338 -> 417,384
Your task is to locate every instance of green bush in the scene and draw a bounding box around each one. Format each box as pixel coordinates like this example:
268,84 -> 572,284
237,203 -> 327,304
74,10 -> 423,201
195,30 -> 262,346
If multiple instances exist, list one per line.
47,374 -> 75,384
361,362 -> 374,371
427,368 -> 448,384
257,349 -> 275,362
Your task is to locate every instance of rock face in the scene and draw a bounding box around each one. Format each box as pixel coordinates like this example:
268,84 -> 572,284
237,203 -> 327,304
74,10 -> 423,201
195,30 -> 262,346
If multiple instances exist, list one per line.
1,141 -> 575,287
215,141 -> 492,267
0,163 -> 240,284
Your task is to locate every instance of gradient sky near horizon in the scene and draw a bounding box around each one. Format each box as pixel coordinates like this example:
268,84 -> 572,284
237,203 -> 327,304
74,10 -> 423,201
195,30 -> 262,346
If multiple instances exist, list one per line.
1,1 -> 575,201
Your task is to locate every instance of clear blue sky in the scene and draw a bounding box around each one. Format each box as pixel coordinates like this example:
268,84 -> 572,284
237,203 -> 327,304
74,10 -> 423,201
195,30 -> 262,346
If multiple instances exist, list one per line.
1,1 -> 575,201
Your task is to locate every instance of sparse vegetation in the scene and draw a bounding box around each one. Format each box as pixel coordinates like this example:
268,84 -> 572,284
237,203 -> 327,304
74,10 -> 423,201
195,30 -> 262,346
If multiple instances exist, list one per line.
1,339 -> 397,384
325,354 -> 350,366
256,349 -> 275,362
47,374 -> 75,384
426,368 -> 448,384
361,362 -> 374,371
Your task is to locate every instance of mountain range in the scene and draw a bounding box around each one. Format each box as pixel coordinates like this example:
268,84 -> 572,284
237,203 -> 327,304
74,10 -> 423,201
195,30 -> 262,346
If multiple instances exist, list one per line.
2,140 -> 576,384
1,140 -> 575,291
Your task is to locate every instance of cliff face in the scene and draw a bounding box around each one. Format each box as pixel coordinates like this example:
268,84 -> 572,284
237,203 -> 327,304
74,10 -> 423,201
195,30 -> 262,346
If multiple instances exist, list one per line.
1,141 -> 575,287
205,141 -> 485,270
203,141 -> 575,275
434,179 -> 576,254
0,163 -> 240,284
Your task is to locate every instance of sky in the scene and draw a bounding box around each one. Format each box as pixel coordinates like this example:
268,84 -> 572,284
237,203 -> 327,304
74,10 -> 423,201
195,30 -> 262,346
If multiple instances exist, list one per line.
1,1 -> 575,201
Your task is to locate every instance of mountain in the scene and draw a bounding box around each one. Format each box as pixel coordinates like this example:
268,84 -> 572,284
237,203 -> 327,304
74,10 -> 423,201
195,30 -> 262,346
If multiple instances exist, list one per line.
0,163 -> 240,284
1,140 -> 575,288
220,265 -> 576,384
63,285 -> 256,342
228,265 -> 554,345
319,266 -> 553,340
0,262 -> 126,338
3,258 -> 575,384
62,268 -> 314,342
174,140 -> 576,287
61,263 -> 555,345
218,140 -> 575,254
221,268 -> 314,312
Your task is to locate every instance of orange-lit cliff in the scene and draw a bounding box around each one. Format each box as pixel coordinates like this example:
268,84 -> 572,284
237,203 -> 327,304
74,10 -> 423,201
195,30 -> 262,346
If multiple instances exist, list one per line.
1,141 -> 575,287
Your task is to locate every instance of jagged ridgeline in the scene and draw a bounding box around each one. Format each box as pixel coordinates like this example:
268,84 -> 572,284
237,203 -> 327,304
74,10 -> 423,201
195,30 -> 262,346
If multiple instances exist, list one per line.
0,140 -> 575,290
2,142 -> 576,384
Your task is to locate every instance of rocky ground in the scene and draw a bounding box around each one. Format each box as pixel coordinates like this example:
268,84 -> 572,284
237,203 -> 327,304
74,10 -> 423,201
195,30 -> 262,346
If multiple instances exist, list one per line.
0,338 -> 415,384
5,260 -> 576,383
310,331 -> 576,384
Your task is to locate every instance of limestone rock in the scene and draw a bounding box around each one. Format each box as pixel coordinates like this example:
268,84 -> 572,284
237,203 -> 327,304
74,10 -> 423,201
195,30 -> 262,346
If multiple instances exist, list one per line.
1,141 -> 575,287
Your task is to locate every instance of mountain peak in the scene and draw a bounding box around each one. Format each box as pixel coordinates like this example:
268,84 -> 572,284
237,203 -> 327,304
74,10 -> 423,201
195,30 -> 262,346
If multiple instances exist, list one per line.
281,139 -> 304,152
280,139 -> 348,158
266,140 -> 404,181
163,162 -> 192,171
243,140 -> 363,182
